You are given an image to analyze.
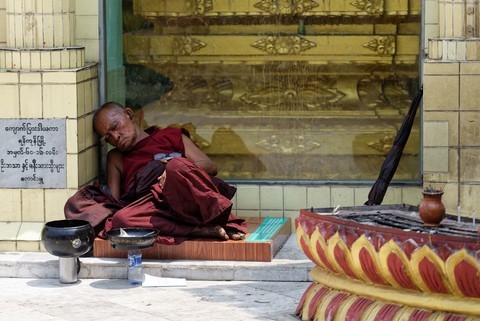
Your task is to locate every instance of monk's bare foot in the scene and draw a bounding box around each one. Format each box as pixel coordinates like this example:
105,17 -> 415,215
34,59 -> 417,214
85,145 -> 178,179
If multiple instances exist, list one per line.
191,225 -> 229,240
211,226 -> 229,240
226,228 -> 246,240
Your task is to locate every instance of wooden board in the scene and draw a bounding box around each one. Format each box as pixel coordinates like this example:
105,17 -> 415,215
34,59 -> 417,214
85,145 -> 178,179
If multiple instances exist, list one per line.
93,217 -> 291,262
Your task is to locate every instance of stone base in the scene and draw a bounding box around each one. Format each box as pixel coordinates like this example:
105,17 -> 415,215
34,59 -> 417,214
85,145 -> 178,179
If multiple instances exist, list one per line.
296,267 -> 480,320
93,217 -> 291,262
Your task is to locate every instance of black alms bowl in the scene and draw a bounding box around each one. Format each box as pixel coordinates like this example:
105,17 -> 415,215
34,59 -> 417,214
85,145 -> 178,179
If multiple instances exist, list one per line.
41,219 -> 95,257
105,228 -> 159,250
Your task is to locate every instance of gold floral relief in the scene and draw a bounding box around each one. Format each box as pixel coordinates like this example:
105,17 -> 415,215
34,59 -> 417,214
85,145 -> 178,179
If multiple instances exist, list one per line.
251,35 -> 316,55
253,0 -> 319,15
173,36 -> 206,55
363,36 -> 396,56
256,135 -> 321,155
188,0 -> 213,15
350,0 -> 384,15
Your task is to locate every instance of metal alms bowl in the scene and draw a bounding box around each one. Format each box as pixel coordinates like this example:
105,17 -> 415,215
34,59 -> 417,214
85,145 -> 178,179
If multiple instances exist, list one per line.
105,228 -> 159,250
41,219 -> 95,258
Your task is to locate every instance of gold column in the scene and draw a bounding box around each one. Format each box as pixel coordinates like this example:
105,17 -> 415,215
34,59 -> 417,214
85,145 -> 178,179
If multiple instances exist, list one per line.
0,0 -> 98,251
438,0 -> 478,38
5,0 -> 75,48
1,0 -> 84,70
429,0 -> 480,60
424,0 -> 480,219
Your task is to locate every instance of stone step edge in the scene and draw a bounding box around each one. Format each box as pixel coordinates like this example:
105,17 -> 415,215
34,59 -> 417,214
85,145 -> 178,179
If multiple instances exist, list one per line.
0,252 -> 313,282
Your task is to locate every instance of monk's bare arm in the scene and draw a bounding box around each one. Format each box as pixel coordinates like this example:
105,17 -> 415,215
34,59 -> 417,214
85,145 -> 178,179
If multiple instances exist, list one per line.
106,149 -> 123,200
182,134 -> 217,176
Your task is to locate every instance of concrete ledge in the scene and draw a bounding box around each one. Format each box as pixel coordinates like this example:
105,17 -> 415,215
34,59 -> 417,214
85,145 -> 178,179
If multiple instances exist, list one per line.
0,236 -> 314,282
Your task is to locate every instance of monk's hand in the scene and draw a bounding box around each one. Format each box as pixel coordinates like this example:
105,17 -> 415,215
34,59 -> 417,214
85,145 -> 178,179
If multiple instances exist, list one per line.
158,171 -> 167,189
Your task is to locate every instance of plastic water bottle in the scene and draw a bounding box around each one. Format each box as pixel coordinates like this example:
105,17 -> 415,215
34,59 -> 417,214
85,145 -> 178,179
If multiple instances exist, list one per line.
127,249 -> 143,285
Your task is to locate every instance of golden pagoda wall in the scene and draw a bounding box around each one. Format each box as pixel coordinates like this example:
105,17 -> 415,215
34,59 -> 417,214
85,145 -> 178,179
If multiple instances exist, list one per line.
123,0 -> 422,184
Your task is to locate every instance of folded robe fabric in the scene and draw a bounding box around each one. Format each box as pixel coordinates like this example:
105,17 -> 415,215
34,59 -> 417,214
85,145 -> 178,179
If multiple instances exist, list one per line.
63,182 -> 122,235
64,158 -> 245,244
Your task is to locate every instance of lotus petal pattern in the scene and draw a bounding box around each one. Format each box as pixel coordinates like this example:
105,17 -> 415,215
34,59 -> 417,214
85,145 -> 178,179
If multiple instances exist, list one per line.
295,207 -> 480,320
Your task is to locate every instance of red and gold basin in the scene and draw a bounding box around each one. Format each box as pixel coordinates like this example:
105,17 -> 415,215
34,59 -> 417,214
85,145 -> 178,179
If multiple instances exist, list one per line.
295,205 -> 480,320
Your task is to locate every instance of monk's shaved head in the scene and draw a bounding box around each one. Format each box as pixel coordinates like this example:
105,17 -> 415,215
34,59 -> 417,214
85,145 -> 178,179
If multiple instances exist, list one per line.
92,102 -> 143,151
93,102 -> 125,133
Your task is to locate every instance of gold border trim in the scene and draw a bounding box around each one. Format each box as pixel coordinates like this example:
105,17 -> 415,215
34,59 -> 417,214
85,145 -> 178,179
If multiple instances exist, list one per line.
311,266 -> 480,316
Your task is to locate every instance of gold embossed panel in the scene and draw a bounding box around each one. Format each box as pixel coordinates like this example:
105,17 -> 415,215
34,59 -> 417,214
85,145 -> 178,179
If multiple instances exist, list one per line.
118,0 -> 422,181
124,34 -> 420,64
132,0 -> 420,17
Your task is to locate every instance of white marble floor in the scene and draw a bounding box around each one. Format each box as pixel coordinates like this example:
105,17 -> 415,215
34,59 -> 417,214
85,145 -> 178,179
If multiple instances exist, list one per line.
0,277 -> 309,321
0,235 -> 313,320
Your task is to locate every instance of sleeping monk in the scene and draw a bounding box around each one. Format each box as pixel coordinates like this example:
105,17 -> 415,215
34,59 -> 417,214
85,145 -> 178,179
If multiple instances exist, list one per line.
64,102 -> 247,244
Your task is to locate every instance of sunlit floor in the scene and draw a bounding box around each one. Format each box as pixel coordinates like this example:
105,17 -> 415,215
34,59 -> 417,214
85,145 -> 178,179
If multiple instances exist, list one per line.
0,278 -> 308,321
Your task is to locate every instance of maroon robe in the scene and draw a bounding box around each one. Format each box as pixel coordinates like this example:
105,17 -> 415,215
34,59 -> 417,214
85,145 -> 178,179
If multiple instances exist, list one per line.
121,127 -> 186,195
65,127 -> 247,245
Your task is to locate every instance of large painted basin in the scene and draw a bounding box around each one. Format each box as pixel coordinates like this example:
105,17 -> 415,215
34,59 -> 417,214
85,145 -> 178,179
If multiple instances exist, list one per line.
295,204 -> 479,320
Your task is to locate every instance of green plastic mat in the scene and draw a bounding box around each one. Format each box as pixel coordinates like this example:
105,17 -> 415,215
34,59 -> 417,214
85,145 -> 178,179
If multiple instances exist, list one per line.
245,217 -> 288,242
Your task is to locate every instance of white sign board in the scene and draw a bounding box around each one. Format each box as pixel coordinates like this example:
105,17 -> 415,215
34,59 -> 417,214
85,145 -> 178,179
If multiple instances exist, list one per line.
0,119 -> 67,188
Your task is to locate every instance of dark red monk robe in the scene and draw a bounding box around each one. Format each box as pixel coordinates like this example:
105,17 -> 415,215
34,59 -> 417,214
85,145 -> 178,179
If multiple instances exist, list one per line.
121,127 -> 186,196
104,157 -> 246,243
66,126 -> 246,245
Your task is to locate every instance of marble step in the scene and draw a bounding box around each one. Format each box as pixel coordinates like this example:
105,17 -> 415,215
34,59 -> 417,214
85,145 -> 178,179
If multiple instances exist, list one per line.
0,236 -> 314,282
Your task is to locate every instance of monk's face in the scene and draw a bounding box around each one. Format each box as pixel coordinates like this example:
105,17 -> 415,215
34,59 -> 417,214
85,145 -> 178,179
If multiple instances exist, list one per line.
94,107 -> 139,152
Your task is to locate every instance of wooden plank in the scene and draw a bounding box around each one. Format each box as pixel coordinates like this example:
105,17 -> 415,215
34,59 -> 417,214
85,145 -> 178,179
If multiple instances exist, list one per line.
93,217 -> 291,262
